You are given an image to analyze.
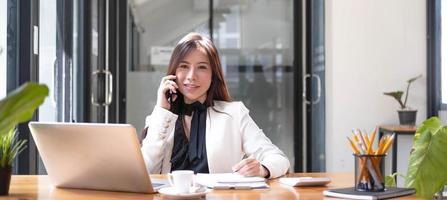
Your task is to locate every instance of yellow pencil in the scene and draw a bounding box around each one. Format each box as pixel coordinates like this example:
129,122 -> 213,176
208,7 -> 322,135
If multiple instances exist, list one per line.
352,131 -> 359,142
347,137 -> 360,154
356,130 -> 368,153
363,132 -> 371,149
348,136 -> 367,183
381,134 -> 395,154
376,134 -> 391,155
368,128 -> 377,154
375,136 -> 385,155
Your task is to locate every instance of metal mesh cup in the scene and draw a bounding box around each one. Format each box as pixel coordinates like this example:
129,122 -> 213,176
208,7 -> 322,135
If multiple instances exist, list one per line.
354,154 -> 386,192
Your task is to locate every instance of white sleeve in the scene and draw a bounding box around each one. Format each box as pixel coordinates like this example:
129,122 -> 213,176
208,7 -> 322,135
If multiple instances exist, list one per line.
239,102 -> 290,178
141,105 -> 178,174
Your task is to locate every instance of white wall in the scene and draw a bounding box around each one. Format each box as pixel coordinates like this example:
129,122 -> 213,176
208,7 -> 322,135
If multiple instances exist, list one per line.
325,0 -> 426,182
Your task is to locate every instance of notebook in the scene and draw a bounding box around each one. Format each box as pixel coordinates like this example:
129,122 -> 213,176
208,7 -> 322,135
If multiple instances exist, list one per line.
323,187 -> 416,200
195,173 -> 269,189
279,177 -> 331,186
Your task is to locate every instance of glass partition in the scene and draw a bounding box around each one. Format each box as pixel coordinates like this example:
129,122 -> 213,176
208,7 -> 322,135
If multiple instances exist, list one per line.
127,0 -> 209,133
0,0 -> 6,98
442,0 -> 447,104
38,0 -> 58,123
213,0 -> 295,170
37,0 -> 58,175
37,0 -> 78,174
127,0 -> 296,171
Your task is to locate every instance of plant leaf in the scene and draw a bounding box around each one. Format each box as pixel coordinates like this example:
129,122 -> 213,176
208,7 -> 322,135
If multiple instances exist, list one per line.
407,74 -> 422,83
0,128 -> 28,167
385,175 -> 397,187
385,173 -> 406,188
0,82 -> 49,136
383,91 -> 404,99
405,121 -> 447,199
383,91 -> 405,108
414,117 -> 442,142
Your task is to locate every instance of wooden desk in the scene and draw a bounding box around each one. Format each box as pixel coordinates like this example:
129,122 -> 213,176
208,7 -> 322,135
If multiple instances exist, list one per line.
3,173 -> 420,199
378,125 -> 417,175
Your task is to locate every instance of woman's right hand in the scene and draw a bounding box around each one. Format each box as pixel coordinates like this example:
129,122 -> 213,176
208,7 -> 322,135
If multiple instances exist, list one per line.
156,75 -> 178,110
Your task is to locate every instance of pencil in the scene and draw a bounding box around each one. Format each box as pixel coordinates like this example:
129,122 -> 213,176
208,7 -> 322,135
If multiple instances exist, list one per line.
352,134 -> 369,183
352,131 -> 359,142
367,128 -> 377,154
355,130 -> 367,153
375,136 -> 386,155
347,137 -> 360,154
381,133 -> 395,155
348,135 -> 366,183
349,129 -> 398,187
359,131 -> 370,181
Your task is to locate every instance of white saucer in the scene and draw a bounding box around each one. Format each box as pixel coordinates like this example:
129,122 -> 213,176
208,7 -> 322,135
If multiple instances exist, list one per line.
158,186 -> 210,199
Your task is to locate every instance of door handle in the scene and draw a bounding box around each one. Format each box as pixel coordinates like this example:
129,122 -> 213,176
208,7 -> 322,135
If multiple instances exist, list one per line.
303,74 -> 311,105
303,73 -> 322,105
91,69 -> 113,106
312,74 -> 321,104
52,58 -> 58,106
106,70 -> 113,106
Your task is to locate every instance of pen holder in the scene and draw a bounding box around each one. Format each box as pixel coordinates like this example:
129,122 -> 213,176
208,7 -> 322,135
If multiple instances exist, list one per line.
354,154 -> 386,192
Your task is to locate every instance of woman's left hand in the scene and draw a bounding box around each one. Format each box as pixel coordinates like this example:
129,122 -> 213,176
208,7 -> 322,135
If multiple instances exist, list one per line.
232,158 -> 269,177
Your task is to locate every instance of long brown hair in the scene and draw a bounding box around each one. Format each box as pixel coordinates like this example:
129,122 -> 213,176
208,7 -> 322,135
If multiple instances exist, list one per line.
166,32 -> 231,112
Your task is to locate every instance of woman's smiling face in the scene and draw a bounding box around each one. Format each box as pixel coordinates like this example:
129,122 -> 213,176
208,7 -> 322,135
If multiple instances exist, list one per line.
175,47 -> 212,104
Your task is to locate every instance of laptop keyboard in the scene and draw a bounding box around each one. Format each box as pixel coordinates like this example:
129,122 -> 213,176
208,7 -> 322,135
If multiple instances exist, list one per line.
153,183 -> 164,187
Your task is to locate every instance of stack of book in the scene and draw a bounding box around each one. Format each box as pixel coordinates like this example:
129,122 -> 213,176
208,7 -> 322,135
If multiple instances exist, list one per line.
323,128 -> 416,199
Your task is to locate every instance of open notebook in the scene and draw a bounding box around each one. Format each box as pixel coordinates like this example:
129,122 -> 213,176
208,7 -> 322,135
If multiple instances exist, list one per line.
195,173 -> 269,189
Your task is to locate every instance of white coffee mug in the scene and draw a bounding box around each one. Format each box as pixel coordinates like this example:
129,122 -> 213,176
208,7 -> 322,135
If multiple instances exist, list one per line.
168,170 -> 194,193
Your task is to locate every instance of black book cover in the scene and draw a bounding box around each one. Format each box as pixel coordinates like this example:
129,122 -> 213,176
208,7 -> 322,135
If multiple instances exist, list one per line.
323,187 -> 416,200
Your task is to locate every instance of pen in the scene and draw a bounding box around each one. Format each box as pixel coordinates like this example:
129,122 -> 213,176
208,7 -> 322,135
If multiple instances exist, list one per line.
213,185 -> 252,190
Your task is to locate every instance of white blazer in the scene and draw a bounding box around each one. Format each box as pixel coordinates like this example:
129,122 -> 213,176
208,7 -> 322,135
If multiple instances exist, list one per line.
141,101 -> 290,178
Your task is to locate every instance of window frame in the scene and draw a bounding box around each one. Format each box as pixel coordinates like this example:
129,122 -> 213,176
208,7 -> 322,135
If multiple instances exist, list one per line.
427,0 -> 443,116
6,0 -> 40,174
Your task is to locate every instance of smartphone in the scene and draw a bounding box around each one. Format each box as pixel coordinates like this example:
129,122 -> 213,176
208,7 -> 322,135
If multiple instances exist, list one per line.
165,78 -> 176,105
165,90 -> 173,105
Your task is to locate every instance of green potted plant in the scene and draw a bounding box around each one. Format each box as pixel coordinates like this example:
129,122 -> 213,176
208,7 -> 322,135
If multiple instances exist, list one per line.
384,75 -> 422,125
0,82 -> 48,195
386,117 -> 447,199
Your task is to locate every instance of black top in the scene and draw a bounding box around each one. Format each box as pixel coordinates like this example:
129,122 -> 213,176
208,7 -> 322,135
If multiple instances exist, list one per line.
170,102 -> 209,173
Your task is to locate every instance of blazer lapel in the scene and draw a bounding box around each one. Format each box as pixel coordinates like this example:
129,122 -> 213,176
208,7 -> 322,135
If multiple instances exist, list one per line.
205,108 -> 214,172
205,103 -> 236,173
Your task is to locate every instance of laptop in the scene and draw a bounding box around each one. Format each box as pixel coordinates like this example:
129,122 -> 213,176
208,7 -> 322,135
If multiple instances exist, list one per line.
29,122 -> 167,193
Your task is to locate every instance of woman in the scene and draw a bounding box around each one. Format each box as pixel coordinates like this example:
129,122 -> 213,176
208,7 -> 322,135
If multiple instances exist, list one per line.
141,32 -> 289,178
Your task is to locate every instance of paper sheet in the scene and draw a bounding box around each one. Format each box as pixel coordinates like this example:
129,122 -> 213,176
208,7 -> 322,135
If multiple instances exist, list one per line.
195,173 -> 269,189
